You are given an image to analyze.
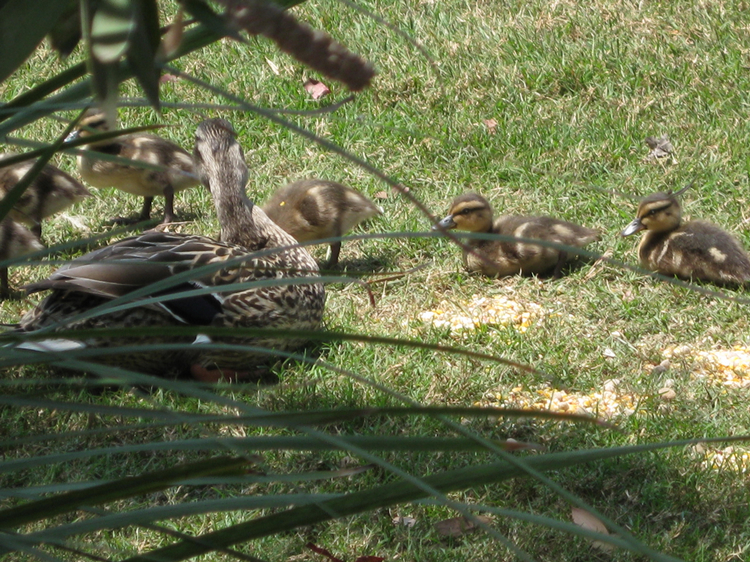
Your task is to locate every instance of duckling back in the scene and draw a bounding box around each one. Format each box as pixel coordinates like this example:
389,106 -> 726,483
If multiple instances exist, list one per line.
0,153 -> 90,234
474,215 -> 600,277
638,220 -> 750,285
263,179 -> 382,267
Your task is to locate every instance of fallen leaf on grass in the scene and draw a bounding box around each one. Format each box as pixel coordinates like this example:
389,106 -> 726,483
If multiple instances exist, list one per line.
644,135 -> 674,160
571,508 -> 615,552
159,74 -> 178,84
374,190 -> 389,200
306,543 -> 344,562
304,78 -> 331,100
392,515 -> 417,527
483,118 -> 498,133
434,515 -> 493,538
266,58 -> 280,75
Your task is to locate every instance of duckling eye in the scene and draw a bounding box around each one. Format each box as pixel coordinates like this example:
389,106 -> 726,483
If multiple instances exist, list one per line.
459,209 -> 472,215
646,209 -> 658,217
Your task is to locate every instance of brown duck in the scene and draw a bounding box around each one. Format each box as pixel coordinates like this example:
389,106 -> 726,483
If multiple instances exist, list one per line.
263,179 -> 382,267
68,109 -> 197,223
622,186 -> 750,285
436,193 -> 600,278
0,153 -> 90,238
16,118 -> 326,381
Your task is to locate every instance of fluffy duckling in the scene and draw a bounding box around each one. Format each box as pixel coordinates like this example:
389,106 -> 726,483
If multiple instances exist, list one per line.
436,193 -> 600,278
68,109 -> 197,224
16,118 -> 325,382
621,186 -> 750,285
0,218 -> 44,298
0,153 -> 90,238
263,179 -> 383,267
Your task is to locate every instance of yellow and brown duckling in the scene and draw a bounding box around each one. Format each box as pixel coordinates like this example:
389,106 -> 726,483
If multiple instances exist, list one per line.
0,218 -> 43,298
436,193 -> 600,278
621,186 -> 750,286
16,118 -> 325,382
0,153 -> 90,238
262,179 -> 383,268
68,108 -> 197,224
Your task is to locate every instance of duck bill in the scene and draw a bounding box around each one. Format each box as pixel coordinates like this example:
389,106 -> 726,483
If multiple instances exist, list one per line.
621,217 -> 644,236
432,214 -> 457,231
65,130 -> 81,143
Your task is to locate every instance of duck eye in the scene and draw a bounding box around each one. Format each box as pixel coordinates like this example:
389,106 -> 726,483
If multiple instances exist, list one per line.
647,209 -> 658,217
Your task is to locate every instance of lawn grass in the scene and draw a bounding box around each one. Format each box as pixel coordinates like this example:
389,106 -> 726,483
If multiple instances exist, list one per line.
2,0 -> 750,560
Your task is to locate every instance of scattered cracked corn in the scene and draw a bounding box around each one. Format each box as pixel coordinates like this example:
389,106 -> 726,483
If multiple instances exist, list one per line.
418,295 -> 544,333
478,382 -> 640,420
700,447 -> 750,474
663,345 -> 750,388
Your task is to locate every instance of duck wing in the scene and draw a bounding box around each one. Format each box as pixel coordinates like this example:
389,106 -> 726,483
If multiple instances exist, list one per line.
24,230 -> 249,325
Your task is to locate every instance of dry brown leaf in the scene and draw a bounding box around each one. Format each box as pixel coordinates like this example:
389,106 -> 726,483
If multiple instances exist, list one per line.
159,74 -> 178,84
160,9 -> 184,59
645,135 -> 674,160
304,78 -> 331,100
266,58 -> 280,75
483,118 -> 498,133
434,515 -> 492,538
305,543 -> 344,562
392,515 -> 417,527
571,508 -> 615,552
374,190 -> 389,200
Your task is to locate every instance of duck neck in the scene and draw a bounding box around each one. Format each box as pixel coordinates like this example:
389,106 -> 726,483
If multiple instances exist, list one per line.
210,166 -> 263,249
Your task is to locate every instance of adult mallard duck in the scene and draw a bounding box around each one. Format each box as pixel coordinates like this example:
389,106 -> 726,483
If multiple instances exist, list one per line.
435,193 -> 600,278
16,118 -> 326,381
0,153 -> 90,238
622,186 -> 750,286
0,218 -> 44,298
68,108 -> 197,224
263,179 -> 383,267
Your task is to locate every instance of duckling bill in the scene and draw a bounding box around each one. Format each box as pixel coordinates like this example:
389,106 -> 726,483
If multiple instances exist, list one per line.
436,193 -> 600,278
622,187 -> 750,286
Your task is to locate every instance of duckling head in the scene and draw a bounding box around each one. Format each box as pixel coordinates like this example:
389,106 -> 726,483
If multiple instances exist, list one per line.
434,193 -> 494,232
67,108 -> 110,143
622,191 -> 683,236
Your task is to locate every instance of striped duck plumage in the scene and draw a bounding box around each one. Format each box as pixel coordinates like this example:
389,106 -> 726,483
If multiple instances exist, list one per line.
68,108 -> 198,224
17,118 -> 326,381
436,193 -> 600,278
262,179 -> 383,267
621,186 -> 750,286
0,153 -> 90,238
0,218 -> 44,298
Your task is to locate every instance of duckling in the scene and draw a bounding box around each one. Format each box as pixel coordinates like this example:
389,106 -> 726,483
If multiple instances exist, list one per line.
621,186 -> 750,285
0,153 -> 90,238
0,218 -> 44,298
68,108 -> 198,224
262,179 -> 383,267
16,118 -> 325,382
436,193 -> 600,278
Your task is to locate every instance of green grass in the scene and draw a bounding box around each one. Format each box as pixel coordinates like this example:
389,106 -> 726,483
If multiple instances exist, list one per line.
3,0 -> 750,560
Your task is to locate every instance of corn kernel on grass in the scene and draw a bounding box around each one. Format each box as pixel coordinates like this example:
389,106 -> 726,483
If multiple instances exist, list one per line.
417,297 -> 750,472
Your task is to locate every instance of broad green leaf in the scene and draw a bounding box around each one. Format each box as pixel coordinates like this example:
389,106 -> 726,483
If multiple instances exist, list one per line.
0,456 -> 249,529
90,0 -> 136,63
126,0 -> 161,110
0,0 -> 72,83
